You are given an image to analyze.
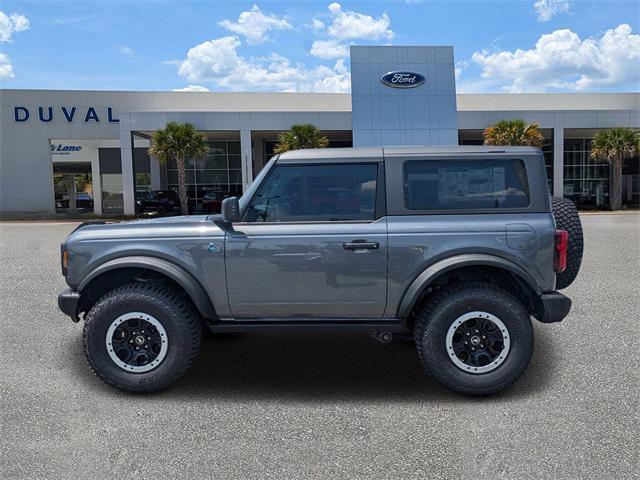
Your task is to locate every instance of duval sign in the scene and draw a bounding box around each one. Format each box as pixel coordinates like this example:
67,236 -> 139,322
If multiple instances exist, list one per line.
381,71 -> 426,88
14,106 -> 119,123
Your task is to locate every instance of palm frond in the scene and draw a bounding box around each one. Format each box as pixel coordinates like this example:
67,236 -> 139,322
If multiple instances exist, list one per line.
483,119 -> 544,148
274,124 -> 329,153
590,128 -> 640,166
147,121 -> 209,215
148,121 -> 209,164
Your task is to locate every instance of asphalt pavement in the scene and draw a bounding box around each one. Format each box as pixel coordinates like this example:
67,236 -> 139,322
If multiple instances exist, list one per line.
0,214 -> 638,479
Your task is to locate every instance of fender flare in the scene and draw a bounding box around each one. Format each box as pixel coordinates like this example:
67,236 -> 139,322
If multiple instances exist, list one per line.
397,253 -> 542,319
78,256 -> 216,319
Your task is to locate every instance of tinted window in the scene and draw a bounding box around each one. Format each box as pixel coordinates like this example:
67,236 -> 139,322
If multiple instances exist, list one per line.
404,159 -> 530,210
244,163 -> 378,222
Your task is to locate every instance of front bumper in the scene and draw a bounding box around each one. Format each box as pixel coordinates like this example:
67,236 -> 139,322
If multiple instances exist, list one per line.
535,291 -> 572,323
58,288 -> 81,322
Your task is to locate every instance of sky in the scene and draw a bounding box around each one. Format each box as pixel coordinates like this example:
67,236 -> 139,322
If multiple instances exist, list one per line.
0,0 -> 639,93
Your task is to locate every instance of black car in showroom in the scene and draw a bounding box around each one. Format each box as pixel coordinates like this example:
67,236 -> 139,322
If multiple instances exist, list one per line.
135,190 -> 180,214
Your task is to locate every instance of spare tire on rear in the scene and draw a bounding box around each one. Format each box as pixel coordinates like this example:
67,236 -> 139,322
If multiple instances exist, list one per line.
552,197 -> 583,289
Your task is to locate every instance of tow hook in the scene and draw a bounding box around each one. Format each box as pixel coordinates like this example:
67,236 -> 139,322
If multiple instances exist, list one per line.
369,331 -> 393,344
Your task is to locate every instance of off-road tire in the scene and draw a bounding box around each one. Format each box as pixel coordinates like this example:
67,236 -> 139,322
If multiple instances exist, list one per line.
83,281 -> 202,393
552,197 -> 583,289
413,283 -> 533,396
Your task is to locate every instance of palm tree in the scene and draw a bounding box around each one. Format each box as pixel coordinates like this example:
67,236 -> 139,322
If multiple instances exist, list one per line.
483,119 -> 545,148
590,128 -> 640,211
149,121 -> 208,215
274,124 -> 329,153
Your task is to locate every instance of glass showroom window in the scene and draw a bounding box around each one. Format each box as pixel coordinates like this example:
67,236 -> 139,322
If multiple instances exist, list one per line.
136,173 -> 151,192
563,138 -> 609,208
134,148 -> 152,193
101,174 -> 124,214
166,141 -> 242,211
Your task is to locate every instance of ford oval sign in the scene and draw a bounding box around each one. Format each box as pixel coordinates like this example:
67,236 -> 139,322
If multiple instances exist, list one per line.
381,71 -> 425,89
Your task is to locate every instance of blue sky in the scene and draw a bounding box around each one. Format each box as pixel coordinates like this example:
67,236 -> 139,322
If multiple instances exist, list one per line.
0,0 -> 638,93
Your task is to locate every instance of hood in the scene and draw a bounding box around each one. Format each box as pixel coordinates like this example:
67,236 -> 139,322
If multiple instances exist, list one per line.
66,215 -> 225,242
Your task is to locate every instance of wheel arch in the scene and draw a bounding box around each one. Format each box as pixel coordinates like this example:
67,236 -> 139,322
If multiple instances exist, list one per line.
77,256 -> 216,320
397,254 -> 542,319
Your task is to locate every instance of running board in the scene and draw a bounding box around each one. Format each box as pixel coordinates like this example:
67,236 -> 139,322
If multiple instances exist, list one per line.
208,319 -> 407,333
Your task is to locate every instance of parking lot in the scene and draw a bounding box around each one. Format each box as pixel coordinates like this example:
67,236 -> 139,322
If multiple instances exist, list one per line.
0,214 -> 638,479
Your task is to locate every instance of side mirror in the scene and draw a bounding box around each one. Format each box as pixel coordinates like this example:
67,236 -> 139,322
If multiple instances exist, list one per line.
221,196 -> 241,223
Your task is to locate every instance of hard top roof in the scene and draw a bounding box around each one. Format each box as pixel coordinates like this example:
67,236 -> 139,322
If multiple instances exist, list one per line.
275,145 -> 541,163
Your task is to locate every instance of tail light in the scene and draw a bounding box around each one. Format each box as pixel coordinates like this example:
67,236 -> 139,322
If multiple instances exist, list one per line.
554,230 -> 568,273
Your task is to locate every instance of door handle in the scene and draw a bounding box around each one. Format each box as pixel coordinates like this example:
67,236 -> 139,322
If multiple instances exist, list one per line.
343,239 -> 379,250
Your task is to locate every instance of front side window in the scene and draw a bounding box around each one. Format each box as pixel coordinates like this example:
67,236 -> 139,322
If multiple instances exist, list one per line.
404,159 -> 530,210
244,163 -> 378,222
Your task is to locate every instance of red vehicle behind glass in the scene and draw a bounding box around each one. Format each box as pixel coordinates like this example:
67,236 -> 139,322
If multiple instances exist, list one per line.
201,191 -> 231,214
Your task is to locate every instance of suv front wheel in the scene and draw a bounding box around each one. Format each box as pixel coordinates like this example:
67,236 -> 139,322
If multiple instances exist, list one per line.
83,281 -> 202,393
414,283 -> 533,395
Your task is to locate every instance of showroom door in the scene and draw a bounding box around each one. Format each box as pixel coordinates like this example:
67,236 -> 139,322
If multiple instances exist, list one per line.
52,162 -> 94,213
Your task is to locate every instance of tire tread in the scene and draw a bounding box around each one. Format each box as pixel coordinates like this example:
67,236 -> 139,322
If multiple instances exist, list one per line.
552,197 -> 583,289
83,281 -> 201,393
413,282 -> 532,395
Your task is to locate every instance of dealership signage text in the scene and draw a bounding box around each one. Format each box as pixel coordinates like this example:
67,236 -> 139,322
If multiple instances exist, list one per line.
14,106 -> 119,123
51,144 -> 82,154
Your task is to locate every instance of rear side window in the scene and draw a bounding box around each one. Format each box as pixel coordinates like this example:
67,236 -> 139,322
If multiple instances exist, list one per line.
244,163 -> 378,222
403,159 -> 530,210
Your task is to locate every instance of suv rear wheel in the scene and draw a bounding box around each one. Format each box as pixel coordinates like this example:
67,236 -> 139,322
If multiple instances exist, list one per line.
83,281 -> 202,393
414,283 -> 533,395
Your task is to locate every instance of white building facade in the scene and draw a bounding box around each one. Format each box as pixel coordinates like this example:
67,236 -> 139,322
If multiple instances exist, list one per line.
1,46 -> 638,216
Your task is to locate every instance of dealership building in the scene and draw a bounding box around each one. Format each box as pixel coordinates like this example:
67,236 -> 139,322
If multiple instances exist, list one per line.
1,46 -> 638,216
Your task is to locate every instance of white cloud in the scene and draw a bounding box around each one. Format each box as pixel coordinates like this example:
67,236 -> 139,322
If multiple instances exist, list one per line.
311,58 -> 351,93
533,0 -> 571,22
178,36 -> 242,82
325,3 -> 393,41
310,18 -> 325,32
118,46 -> 134,56
0,52 -> 14,79
0,12 -> 28,79
0,11 -> 29,42
177,4 -> 396,92
454,60 -> 468,80
471,24 -> 640,92
177,35 -> 350,93
219,5 -> 291,45
310,39 -> 349,60
308,3 -> 393,59
173,85 -> 210,92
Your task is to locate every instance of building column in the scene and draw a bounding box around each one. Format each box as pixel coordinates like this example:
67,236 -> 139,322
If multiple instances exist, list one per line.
120,116 -> 136,215
553,127 -> 564,197
240,129 -> 253,192
91,150 -> 103,215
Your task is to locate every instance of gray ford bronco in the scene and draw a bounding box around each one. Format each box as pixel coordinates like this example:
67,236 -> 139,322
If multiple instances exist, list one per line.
58,146 -> 583,395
